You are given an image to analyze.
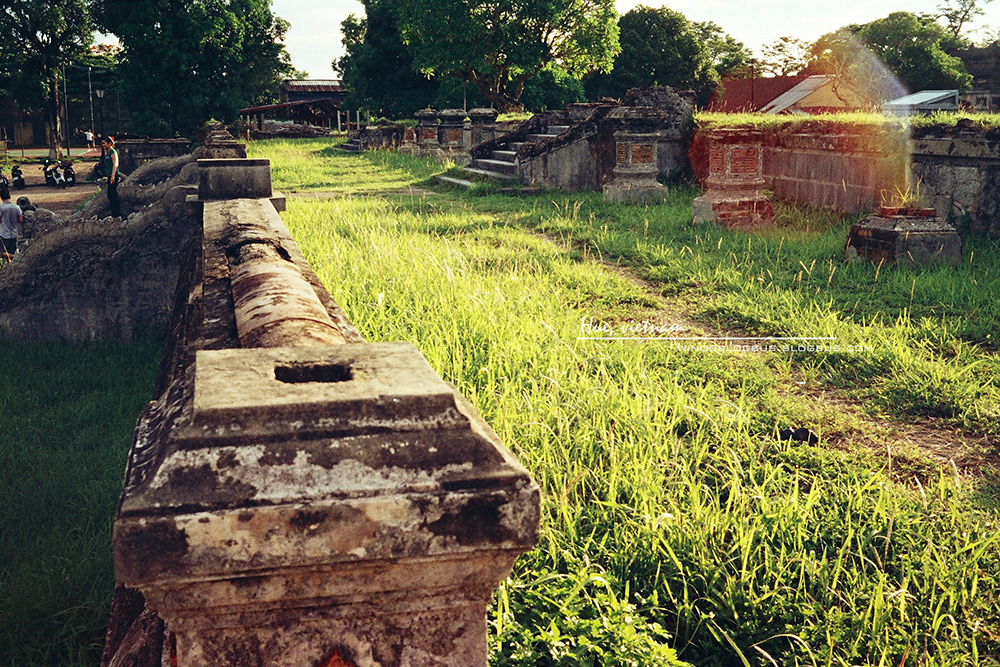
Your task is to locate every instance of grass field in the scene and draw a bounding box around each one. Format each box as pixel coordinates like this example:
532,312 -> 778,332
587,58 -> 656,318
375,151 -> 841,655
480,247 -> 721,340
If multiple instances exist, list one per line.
0,337 -> 162,666
2,135 -> 997,667
250,138 -> 1000,666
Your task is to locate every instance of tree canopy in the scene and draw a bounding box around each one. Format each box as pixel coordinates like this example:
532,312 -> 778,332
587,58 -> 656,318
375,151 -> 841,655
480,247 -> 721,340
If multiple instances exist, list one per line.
93,0 -> 295,136
808,11 -> 972,103
334,0 -> 439,118
759,37 -> 810,76
585,6 -> 740,105
395,0 -> 619,111
693,20 -> 753,79
1,0 -> 93,156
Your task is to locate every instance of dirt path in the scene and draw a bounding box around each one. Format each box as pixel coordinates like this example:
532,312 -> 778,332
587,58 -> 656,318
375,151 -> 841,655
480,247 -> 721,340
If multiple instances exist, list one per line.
12,180 -> 100,219
542,233 -> 999,481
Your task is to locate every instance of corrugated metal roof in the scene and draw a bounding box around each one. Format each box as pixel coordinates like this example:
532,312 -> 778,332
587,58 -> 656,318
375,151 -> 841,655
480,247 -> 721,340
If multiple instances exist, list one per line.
760,75 -> 831,114
283,79 -> 345,93
883,90 -> 957,107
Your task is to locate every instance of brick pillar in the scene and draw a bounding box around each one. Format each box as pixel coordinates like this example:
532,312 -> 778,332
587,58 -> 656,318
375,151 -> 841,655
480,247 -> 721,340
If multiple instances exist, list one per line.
437,109 -> 466,150
468,108 -> 499,147
693,128 -> 774,227
602,108 -> 668,204
415,108 -> 440,149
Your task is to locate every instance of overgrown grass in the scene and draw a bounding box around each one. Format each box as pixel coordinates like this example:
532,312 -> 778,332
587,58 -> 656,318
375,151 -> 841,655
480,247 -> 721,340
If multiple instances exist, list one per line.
247,138 -> 447,193
268,137 -> 1000,666
695,111 -> 904,131
0,336 -> 162,667
696,110 -> 1000,133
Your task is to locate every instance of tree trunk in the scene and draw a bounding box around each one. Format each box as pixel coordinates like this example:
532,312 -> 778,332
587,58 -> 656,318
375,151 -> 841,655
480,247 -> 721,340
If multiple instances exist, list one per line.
45,74 -> 63,160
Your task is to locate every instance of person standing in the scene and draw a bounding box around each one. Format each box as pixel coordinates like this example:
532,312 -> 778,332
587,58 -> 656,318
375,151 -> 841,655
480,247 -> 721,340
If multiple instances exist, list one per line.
101,135 -> 121,218
84,129 -> 95,149
0,185 -> 22,262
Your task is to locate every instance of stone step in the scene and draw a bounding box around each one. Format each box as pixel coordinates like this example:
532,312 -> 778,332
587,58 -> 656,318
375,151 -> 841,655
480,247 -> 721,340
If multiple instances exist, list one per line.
526,133 -> 560,143
491,150 -> 517,162
508,142 -> 525,152
461,166 -> 518,181
436,175 -> 474,188
471,159 -> 517,175
547,125 -> 571,134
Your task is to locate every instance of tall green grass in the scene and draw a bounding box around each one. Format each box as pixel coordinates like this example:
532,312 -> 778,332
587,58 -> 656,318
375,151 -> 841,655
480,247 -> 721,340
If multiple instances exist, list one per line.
0,336 -> 162,666
248,138 -> 448,193
273,143 -> 1000,665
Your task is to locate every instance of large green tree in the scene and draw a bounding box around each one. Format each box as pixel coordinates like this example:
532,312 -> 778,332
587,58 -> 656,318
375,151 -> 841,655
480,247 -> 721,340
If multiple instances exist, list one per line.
808,12 -> 971,104
693,20 -> 753,79
0,0 -> 92,157
585,6 -> 727,105
396,0 -> 619,111
937,0 -> 993,43
334,0 -> 438,118
759,36 -> 810,76
94,0 -> 295,136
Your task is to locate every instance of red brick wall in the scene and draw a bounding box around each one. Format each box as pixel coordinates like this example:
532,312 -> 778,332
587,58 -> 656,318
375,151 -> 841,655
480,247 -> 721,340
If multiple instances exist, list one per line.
690,124 -> 907,213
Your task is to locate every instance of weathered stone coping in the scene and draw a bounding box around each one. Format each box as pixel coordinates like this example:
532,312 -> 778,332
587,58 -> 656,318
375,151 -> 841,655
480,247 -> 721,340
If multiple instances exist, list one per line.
111,176 -> 540,664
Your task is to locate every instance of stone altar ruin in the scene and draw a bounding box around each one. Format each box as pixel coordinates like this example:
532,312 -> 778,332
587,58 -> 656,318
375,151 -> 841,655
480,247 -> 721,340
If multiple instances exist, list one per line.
464,87 -> 694,194
846,209 -> 962,266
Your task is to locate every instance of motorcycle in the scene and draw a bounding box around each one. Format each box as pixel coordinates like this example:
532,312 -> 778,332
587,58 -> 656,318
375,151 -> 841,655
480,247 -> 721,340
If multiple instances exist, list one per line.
42,158 -> 76,187
0,171 -> 8,188
10,165 -> 25,190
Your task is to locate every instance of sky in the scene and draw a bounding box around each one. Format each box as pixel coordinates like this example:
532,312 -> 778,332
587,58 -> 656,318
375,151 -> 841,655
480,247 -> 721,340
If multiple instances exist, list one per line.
271,0 -> 1000,79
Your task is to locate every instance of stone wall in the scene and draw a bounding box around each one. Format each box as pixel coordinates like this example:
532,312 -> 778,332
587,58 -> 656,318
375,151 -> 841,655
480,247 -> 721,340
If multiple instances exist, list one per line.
764,130 -> 906,213
691,124 -> 907,214
116,137 -> 191,174
102,141 -> 539,667
0,155 -> 200,342
691,122 -> 1000,232
520,133 -> 604,190
909,127 -> 1000,236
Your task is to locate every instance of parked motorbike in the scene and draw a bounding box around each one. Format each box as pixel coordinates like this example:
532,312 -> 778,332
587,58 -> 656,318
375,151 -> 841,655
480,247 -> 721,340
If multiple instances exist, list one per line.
10,165 -> 25,190
42,158 -> 76,187
0,171 -> 8,188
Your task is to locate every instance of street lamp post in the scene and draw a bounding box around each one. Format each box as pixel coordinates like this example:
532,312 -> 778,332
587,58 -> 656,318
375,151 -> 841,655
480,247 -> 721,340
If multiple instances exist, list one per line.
88,67 -> 95,143
96,88 -> 105,137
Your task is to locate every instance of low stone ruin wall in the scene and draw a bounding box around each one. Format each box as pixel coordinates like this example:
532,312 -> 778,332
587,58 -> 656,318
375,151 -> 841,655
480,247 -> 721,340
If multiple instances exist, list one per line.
690,122 -> 1000,233
116,137 -> 191,174
690,123 -> 907,214
97,137 -> 539,667
0,154 -> 201,341
348,123 -> 407,149
909,126 -> 1000,236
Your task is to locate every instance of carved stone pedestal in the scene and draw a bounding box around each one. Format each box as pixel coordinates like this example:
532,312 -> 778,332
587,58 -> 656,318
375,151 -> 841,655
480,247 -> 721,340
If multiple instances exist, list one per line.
603,108 -> 669,204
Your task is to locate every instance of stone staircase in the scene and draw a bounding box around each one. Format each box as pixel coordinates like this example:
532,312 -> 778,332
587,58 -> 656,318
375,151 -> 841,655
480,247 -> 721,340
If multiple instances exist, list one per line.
337,135 -> 363,152
462,123 -> 572,181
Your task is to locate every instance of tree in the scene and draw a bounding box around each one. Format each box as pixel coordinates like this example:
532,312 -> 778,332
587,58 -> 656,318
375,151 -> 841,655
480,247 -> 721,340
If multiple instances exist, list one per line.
520,64 -> 586,111
693,21 -> 753,78
93,0 -> 295,136
396,0 -> 619,111
807,13 -> 972,105
334,0 -> 438,118
0,0 -> 92,157
937,0 -> 993,43
584,6 -> 717,104
759,36 -> 810,76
